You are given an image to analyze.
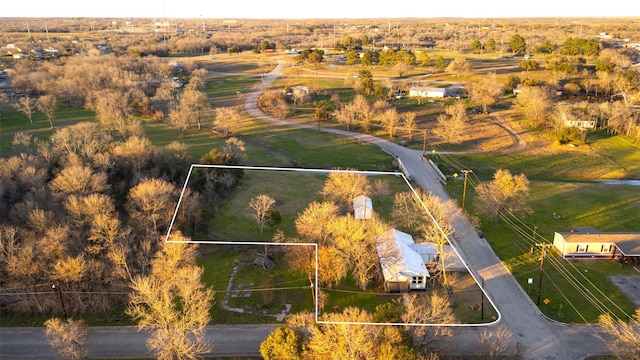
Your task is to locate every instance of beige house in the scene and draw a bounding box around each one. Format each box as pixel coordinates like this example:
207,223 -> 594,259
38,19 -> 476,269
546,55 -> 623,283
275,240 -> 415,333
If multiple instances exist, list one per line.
553,227 -> 640,264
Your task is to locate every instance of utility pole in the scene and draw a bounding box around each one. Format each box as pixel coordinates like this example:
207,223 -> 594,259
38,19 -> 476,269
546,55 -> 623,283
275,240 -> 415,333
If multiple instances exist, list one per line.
52,284 -> 68,320
460,169 -> 473,209
422,130 -> 427,155
535,243 -> 555,306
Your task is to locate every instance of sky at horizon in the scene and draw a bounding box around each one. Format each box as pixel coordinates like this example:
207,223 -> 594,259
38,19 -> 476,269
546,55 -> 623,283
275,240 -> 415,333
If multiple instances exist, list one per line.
3,0 -> 640,19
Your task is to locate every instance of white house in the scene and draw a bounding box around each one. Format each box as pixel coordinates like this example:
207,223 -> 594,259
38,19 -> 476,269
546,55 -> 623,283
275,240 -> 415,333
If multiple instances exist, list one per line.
353,195 -> 373,220
409,87 -> 446,98
376,229 -> 430,292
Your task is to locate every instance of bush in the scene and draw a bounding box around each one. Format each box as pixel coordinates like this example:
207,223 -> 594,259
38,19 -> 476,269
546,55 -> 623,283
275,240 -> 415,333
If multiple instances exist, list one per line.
556,126 -> 586,145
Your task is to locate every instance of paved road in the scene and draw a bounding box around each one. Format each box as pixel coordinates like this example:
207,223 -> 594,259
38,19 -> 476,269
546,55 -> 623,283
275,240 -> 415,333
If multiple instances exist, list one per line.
245,61 -> 616,359
0,324 -> 278,359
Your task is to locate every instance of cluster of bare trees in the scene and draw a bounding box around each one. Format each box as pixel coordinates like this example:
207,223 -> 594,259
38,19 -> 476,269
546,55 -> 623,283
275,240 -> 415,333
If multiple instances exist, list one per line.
283,170 -> 458,294
262,292 -> 512,359
0,120 -> 232,316
332,94 -> 417,139
6,52 -> 218,138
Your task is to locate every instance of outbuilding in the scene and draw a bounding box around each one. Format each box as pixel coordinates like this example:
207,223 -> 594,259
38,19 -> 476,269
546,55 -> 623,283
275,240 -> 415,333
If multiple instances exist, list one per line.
353,194 -> 373,220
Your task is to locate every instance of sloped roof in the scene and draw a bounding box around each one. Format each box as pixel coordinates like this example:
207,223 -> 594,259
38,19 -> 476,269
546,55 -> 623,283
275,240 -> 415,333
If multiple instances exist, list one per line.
557,232 -> 640,256
376,229 -> 430,282
409,87 -> 446,93
353,195 -> 373,220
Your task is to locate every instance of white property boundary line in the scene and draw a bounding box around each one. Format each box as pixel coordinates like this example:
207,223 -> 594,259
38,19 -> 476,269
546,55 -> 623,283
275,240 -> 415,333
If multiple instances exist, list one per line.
165,164 -> 501,327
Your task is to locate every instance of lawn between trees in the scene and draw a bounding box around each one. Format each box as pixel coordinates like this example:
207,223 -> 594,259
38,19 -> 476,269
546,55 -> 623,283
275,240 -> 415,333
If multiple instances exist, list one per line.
191,168 -> 498,325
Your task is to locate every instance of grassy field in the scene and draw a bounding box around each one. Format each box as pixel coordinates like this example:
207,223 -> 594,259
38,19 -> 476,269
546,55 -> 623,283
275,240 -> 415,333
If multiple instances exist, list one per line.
195,163 -> 499,324
2,53 -> 638,327
0,105 -> 97,154
444,178 -> 640,322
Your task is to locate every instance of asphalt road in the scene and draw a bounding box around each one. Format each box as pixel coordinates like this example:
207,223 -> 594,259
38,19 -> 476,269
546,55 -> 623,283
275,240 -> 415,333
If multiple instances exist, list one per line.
0,324 -> 278,359
0,60 -> 620,360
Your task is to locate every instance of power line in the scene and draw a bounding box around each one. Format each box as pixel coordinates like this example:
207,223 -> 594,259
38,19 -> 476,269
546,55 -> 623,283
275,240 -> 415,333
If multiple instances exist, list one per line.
430,140 -> 636,325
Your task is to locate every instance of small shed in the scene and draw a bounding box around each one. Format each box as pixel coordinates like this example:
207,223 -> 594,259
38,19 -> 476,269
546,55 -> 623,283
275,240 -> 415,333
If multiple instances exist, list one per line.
353,195 -> 373,220
409,87 -> 446,98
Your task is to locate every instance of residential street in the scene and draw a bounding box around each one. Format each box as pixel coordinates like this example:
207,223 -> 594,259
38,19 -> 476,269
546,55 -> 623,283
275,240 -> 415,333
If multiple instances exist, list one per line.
0,324 -> 278,359
0,60 -> 618,360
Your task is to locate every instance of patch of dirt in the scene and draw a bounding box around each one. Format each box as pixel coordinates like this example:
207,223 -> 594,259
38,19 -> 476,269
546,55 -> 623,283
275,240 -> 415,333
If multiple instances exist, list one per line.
607,275 -> 640,307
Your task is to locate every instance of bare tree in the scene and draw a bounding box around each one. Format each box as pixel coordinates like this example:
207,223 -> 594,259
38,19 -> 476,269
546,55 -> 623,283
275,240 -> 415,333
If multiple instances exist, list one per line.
44,318 -> 89,360
380,107 -> 400,139
259,90 -> 289,118
402,293 -> 456,350
260,326 -> 303,360
87,90 -> 133,136
329,215 -> 390,289
516,86 -> 554,129
479,326 -> 513,359
469,72 -> 503,113
48,165 -> 109,196
351,94 -> 375,133
127,240 -> 213,360
168,104 -> 192,139
475,169 -> 530,223
286,307 -> 412,360
250,194 -> 276,240
320,169 -> 372,212
37,95 -> 57,129
333,103 -> 358,131
222,137 -> 246,163
213,107 -> 241,137
295,201 -> 339,246
598,309 -> 640,359
402,111 -> 417,142
14,96 -> 36,126
446,57 -> 472,77
180,88 -> 209,130
433,101 -> 468,143
126,178 -> 179,236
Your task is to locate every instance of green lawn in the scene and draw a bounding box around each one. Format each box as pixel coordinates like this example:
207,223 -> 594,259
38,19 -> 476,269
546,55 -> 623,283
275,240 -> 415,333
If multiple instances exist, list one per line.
445,179 -> 640,323
2,56 -> 639,327
0,105 -> 96,154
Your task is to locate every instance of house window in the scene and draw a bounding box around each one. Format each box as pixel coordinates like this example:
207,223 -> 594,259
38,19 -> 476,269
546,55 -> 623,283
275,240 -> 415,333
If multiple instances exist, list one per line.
600,244 -> 612,252
412,276 -> 423,284
577,244 -> 588,253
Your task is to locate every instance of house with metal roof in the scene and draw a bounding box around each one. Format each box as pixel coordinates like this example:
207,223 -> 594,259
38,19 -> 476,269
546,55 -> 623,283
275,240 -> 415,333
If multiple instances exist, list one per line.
376,229 -> 431,292
353,194 -> 373,220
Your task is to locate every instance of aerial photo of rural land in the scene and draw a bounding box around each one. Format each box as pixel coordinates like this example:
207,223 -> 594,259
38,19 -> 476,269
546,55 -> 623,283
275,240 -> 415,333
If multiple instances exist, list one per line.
0,1 -> 639,359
